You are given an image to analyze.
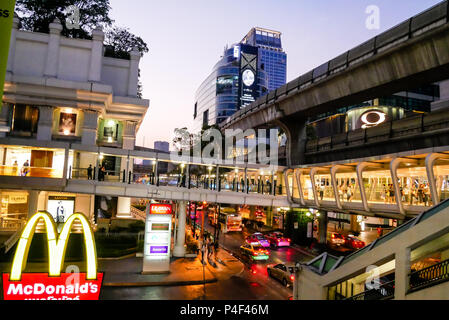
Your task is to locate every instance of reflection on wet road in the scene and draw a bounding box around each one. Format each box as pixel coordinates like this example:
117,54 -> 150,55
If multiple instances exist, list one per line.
101,213 -> 313,300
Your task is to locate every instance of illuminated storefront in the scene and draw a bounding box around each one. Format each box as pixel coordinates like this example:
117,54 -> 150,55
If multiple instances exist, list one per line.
0,145 -> 65,178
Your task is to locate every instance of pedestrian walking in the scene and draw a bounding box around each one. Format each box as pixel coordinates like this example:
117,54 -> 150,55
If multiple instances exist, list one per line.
213,241 -> 219,261
207,238 -> 214,260
200,240 -> 206,265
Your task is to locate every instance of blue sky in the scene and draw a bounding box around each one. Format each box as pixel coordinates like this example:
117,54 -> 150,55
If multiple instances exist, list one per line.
108,0 -> 442,149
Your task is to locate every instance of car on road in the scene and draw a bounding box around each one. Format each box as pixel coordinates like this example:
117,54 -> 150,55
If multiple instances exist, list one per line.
240,243 -> 270,261
267,263 -> 295,287
245,232 -> 270,248
265,232 -> 291,248
345,235 -> 366,250
328,232 -> 346,246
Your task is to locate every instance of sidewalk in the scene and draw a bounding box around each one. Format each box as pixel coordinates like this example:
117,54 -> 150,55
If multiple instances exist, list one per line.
99,246 -> 243,287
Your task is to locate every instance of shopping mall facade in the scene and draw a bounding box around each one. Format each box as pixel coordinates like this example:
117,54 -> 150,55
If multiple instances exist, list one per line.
0,17 -> 149,231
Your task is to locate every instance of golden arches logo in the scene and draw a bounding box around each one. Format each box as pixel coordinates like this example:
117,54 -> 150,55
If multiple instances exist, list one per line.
10,211 -> 97,281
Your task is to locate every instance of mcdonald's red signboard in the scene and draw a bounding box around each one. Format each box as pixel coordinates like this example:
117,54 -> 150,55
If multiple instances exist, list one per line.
149,204 -> 172,215
2,211 -> 103,300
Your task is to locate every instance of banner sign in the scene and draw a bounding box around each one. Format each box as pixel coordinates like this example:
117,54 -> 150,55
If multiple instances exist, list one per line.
2,273 -> 103,300
148,204 -> 172,215
238,44 -> 258,108
0,0 -> 16,101
3,211 -> 103,300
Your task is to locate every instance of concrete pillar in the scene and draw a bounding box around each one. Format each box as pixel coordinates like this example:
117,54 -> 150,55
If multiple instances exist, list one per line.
128,49 -> 141,97
88,27 -> 104,82
62,147 -> 70,180
394,248 -> 411,300
318,211 -> 328,244
173,201 -> 187,257
6,14 -> 19,73
350,215 -> 361,233
81,110 -> 99,145
277,118 -> 308,167
28,191 -> 40,218
36,106 -> 53,141
122,120 -> 137,150
116,197 -> 132,218
44,19 -> 63,78
0,103 -> 10,137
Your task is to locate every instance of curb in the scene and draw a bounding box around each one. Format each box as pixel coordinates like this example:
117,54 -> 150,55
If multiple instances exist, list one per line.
98,253 -> 138,261
291,245 -> 318,258
103,278 -> 218,287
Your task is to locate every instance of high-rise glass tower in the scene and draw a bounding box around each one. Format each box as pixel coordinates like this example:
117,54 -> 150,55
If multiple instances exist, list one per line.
193,27 -> 286,132
241,27 -> 287,92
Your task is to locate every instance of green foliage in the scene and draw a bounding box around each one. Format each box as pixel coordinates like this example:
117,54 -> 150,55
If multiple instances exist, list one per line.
16,0 -> 113,39
104,26 -> 149,59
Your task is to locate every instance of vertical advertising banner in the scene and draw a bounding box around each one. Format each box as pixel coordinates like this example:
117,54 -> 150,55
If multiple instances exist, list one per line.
238,44 -> 259,108
0,0 -> 16,102
142,204 -> 173,273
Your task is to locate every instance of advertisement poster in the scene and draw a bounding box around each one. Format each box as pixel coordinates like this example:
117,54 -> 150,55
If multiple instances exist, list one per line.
94,195 -> 117,222
238,44 -> 258,108
0,0 -> 16,102
47,196 -> 75,223
59,112 -> 77,135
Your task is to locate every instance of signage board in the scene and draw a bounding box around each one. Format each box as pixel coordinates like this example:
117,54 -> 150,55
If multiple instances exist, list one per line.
2,211 -> 102,300
143,205 -> 172,273
3,273 -> 103,300
238,44 -> 259,108
47,196 -> 75,223
148,203 -> 172,215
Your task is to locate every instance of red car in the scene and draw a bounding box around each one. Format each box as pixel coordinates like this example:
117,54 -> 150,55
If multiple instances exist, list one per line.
265,232 -> 291,248
345,235 -> 366,250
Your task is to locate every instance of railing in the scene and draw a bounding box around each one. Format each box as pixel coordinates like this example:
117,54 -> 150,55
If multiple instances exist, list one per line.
69,164 -> 288,197
0,217 -> 26,232
345,280 -> 395,300
0,165 -> 63,179
409,259 -> 449,292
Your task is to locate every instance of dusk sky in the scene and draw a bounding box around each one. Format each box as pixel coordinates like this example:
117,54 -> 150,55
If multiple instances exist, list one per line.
108,0 -> 442,150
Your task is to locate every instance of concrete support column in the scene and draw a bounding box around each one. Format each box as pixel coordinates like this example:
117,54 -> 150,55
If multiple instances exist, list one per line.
350,215 -> 361,233
117,197 -> 132,218
6,15 -> 19,73
318,211 -> 328,244
173,201 -> 187,257
62,147 -> 70,180
81,110 -> 99,145
128,49 -> 141,97
394,248 -> 411,300
277,118 -> 308,167
89,28 -> 104,82
0,103 -> 10,138
28,191 -> 40,218
44,19 -> 63,78
36,106 -> 54,141
122,120 -> 137,150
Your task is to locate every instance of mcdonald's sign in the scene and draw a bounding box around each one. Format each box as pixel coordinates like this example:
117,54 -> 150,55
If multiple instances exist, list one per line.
2,211 -> 103,300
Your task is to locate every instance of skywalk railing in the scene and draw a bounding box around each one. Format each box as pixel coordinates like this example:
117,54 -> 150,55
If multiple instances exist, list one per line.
409,258 -> 449,292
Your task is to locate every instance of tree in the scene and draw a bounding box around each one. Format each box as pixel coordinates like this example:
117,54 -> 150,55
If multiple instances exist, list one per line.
104,27 -> 149,98
16,0 -> 113,39
104,26 -> 149,59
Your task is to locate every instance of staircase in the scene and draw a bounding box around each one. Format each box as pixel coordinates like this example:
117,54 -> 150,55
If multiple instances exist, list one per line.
130,206 -> 146,222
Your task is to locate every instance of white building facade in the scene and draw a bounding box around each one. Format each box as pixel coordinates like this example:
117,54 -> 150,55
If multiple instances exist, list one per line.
0,17 -> 149,231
